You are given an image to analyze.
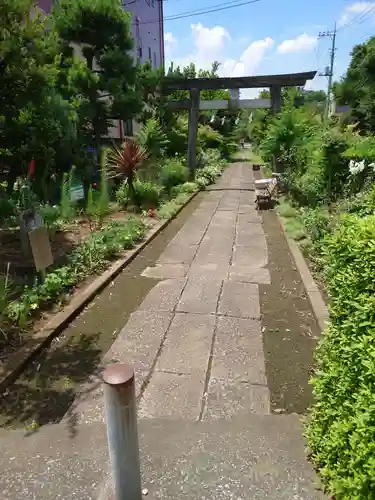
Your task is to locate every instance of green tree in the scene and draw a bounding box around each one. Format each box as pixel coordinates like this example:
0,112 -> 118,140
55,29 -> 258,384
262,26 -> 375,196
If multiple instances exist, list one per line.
53,0 -> 141,188
0,0 -> 75,197
334,37 -> 375,132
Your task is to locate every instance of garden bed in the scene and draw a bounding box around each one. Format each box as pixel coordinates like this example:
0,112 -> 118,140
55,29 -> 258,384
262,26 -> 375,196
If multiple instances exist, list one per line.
0,156 -> 227,377
0,210 -> 131,282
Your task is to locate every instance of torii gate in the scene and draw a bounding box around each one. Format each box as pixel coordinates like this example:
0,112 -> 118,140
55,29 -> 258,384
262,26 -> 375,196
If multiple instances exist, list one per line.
163,71 -> 317,175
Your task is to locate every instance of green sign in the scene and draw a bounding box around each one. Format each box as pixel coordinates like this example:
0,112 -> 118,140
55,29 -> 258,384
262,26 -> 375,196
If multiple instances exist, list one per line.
70,182 -> 84,202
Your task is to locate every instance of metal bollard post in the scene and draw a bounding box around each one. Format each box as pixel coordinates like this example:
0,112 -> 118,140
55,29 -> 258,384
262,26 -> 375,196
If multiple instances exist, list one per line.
103,364 -> 142,500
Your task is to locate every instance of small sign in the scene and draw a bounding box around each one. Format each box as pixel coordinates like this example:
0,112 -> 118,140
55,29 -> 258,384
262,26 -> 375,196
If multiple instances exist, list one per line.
70,182 -> 85,202
28,226 -> 53,273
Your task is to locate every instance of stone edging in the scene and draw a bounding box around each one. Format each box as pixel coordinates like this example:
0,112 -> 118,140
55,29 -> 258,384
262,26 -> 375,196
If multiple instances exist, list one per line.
277,214 -> 329,333
0,191 -> 200,393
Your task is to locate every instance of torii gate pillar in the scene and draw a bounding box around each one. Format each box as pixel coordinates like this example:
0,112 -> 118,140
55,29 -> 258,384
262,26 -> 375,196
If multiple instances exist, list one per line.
270,85 -> 282,114
187,88 -> 200,178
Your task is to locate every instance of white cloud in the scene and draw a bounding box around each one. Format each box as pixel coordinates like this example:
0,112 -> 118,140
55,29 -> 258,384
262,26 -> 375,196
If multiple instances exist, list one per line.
191,22 -> 230,57
338,2 -> 374,27
166,22 -> 274,81
165,32 -> 177,46
164,32 -> 177,58
221,38 -> 274,77
277,33 -> 317,54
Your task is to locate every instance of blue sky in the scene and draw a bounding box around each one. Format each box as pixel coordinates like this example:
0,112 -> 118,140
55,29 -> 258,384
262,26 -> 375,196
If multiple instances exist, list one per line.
163,0 -> 375,96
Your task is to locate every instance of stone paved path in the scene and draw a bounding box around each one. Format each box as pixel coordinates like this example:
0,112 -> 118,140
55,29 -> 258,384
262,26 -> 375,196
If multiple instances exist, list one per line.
71,163 -> 272,424
138,163 -> 270,420
0,163 -> 325,499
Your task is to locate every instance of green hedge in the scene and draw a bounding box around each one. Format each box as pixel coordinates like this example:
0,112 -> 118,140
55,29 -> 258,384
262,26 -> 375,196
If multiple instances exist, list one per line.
307,214 -> 375,499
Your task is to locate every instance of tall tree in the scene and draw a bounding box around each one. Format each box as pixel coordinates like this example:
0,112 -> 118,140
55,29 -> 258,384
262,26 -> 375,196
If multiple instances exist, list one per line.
334,37 -> 375,132
0,0 -> 75,196
53,0 -> 141,184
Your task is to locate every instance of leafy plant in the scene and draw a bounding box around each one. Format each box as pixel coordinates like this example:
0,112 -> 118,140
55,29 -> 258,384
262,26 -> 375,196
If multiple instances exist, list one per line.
133,180 -> 161,209
40,204 -> 63,235
159,158 -> 189,192
116,182 -> 130,210
197,125 -> 223,150
6,219 -> 146,326
136,118 -> 169,159
0,196 -> 16,224
0,263 -> 11,335
107,138 -> 148,206
60,169 -> 76,221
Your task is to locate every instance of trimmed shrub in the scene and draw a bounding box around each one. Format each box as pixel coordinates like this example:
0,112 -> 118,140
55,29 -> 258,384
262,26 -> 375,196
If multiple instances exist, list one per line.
306,214 -> 375,499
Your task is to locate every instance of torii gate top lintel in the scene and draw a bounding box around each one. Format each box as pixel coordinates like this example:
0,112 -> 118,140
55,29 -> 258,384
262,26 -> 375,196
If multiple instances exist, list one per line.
163,70 -> 317,92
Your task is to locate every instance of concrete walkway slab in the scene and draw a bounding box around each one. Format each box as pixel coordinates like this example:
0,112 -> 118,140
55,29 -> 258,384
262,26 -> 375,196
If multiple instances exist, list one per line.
104,311 -> 172,371
228,266 -> 271,284
218,281 -> 261,319
176,277 -> 223,315
141,263 -> 189,279
204,377 -> 270,418
155,313 -> 215,376
138,372 -> 204,419
137,278 -> 186,312
212,316 -> 267,385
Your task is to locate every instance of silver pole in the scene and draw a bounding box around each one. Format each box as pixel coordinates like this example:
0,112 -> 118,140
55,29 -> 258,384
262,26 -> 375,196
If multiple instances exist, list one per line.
103,364 -> 142,500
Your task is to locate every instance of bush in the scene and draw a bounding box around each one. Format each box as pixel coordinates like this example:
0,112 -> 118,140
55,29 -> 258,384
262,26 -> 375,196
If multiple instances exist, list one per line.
199,148 -> 222,166
40,204 -> 63,235
306,214 -> 375,499
197,125 -> 223,150
0,196 -> 17,224
196,163 -> 225,184
116,182 -> 130,210
136,118 -> 169,159
299,207 -> 333,249
133,180 -> 161,209
320,128 -> 350,201
157,199 -> 180,219
337,185 -> 375,217
166,116 -> 188,156
218,138 -> 238,159
160,158 -> 189,192
170,181 -> 198,199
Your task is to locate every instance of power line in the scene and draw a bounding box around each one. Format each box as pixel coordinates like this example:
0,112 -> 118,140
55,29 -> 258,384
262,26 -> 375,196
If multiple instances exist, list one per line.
132,0 -> 262,25
338,2 -> 375,32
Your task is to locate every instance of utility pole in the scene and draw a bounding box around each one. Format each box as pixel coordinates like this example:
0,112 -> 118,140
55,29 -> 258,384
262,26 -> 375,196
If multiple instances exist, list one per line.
319,23 -> 337,120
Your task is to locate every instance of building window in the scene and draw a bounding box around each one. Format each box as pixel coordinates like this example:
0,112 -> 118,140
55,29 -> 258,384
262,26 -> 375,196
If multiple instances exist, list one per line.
153,51 -> 157,68
123,119 -> 133,137
138,46 -> 143,60
148,47 -> 152,62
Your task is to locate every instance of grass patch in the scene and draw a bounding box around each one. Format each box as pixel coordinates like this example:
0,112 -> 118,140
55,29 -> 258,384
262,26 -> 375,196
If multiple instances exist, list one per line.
283,218 -> 306,241
277,200 -> 306,241
277,200 -> 299,218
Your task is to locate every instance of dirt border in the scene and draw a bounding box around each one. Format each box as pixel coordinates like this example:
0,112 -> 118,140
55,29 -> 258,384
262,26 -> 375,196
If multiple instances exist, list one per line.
0,191 -> 200,393
277,215 -> 329,333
